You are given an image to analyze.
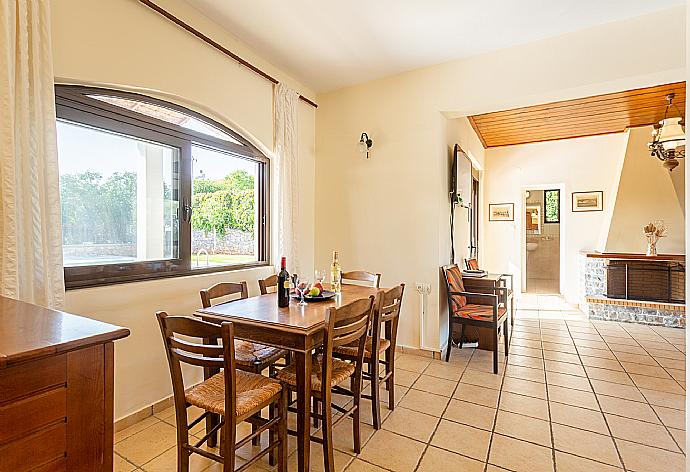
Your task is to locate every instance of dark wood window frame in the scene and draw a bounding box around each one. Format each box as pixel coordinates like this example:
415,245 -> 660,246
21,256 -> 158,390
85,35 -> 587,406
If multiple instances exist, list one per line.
56,85 -> 270,289
544,189 -> 560,224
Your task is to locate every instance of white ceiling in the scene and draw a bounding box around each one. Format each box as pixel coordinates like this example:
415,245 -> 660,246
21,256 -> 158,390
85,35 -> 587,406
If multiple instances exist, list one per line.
183,0 -> 683,93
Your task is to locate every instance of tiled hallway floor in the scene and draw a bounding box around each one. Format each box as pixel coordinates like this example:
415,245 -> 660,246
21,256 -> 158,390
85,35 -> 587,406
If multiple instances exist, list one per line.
115,294 -> 686,471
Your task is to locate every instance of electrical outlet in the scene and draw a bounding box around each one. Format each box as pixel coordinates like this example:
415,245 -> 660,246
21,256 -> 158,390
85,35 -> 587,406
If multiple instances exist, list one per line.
415,283 -> 425,293
415,283 -> 432,294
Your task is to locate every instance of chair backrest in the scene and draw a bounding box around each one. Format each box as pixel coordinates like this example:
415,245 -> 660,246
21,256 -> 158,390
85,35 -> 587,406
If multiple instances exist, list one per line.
320,296 -> 374,395
370,284 -> 405,354
341,270 -> 381,288
156,312 -> 237,426
465,258 -> 480,271
200,281 -> 249,308
258,274 -> 278,295
441,264 -> 468,312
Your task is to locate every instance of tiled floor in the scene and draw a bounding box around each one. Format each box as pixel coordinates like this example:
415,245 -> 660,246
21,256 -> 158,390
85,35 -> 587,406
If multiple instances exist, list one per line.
115,294 -> 686,472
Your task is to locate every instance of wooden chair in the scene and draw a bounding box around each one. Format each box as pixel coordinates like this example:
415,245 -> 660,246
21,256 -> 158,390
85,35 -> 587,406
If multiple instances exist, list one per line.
258,274 -> 278,295
333,284 -> 405,429
465,258 -> 480,271
156,312 -> 288,472
277,296 -> 374,472
442,264 -> 509,373
341,270 -> 382,288
200,282 -> 288,376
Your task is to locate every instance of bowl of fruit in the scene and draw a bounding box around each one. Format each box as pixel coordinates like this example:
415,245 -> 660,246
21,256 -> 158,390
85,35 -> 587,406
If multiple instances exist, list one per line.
292,282 -> 336,302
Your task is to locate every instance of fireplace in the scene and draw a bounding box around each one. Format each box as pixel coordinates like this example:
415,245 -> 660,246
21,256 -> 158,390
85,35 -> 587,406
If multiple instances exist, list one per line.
606,260 -> 685,303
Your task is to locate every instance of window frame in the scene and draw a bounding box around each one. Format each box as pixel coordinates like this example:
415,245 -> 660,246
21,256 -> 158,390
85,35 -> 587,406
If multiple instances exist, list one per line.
544,189 -> 560,224
55,85 -> 270,289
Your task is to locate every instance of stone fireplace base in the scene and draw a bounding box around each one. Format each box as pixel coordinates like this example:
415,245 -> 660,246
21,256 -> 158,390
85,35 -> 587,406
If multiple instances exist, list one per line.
581,252 -> 686,328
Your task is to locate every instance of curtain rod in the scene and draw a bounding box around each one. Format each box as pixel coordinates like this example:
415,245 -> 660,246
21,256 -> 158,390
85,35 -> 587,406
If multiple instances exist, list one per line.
137,0 -> 318,108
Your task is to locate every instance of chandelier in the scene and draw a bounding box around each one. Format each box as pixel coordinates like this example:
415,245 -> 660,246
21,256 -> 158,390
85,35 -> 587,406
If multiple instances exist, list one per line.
649,93 -> 685,171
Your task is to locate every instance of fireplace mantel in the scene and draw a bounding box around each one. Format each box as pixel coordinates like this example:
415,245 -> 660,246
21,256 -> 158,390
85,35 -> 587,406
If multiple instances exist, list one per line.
581,251 -> 685,262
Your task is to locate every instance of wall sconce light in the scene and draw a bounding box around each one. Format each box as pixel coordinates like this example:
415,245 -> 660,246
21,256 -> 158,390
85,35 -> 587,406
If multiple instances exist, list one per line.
359,132 -> 373,159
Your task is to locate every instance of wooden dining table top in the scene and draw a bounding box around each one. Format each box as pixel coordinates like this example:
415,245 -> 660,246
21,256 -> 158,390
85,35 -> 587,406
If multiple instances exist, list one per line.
196,284 -> 381,335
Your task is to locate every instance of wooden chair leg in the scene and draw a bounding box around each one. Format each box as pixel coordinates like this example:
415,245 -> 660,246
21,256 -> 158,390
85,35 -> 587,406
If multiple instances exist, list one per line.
221,422 -> 236,472
504,319 -> 509,357
322,394 -> 335,472
493,326 -> 499,374
277,389 -> 288,472
369,360 -> 382,429
352,378 -> 362,454
177,445 -> 190,472
459,324 -> 464,348
269,403 -> 277,466
251,422 -> 259,446
385,349 -> 395,410
445,321 -> 453,362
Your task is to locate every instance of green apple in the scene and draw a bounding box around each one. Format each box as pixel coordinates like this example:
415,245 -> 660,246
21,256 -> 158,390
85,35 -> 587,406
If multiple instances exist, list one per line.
308,287 -> 321,297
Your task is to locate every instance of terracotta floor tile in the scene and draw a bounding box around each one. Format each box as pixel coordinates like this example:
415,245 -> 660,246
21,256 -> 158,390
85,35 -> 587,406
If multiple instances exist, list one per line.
577,347 -> 616,360
504,364 -> 546,383
494,410 -> 552,447
555,451 -> 623,472
552,424 -> 621,467
382,406 -> 439,442
454,382 -> 500,408
584,366 -> 633,385
549,402 -> 609,435
488,433 -> 554,472
411,374 -> 458,397
613,352 -> 659,366
669,428 -> 685,453
358,430 -> 425,472
616,438 -> 686,472
590,379 -> 645,402
544,360 -> 586,376
115,416 -> 162,444
542,342 -> 578,354
639,389 -> 686,410
546,371 -> 592,391
443,399 -> 496,430
548,385 -> 600,410
629,374 -> 684,394
393,369 -> 420,387
542,350 -> 581,365
422,362 -> 464,381
605,414 -> 680,451
345,459 -> 389,471
461,368 -> 503,389
580,356 -> 624,371
507,354 -> 544,370
667,368 -> 685,384
415,446 -> 485,472
499,391 -> 549,420
651,404 -> 686,431
114,454 -> 136,472
396,354 -> 433,373
114,421 -> 178,466
502,377 -> 547,399
140,445 -> 215,472
398,388 -> 449,417
597,395 -> 660,423
430,420 -> 491,462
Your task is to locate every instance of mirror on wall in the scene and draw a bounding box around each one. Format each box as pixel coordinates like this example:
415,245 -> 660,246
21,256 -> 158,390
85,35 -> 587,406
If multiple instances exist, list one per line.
526,204 -> 542,235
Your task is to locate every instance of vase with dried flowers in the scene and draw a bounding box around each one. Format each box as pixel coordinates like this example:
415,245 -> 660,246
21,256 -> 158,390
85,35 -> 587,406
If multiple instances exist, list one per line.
642,221 -> 667,256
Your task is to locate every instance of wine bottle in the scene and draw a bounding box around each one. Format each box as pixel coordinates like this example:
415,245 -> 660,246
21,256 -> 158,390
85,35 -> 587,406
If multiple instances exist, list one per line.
330,251 -> 341,293
278,257 -> 290,307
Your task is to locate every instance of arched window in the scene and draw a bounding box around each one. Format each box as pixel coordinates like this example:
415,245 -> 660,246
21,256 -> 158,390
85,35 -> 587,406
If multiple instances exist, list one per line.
55,85 -> 269,288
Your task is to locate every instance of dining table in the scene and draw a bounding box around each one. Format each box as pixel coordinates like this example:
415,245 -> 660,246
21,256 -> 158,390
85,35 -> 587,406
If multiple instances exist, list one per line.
195,283 -> 382,472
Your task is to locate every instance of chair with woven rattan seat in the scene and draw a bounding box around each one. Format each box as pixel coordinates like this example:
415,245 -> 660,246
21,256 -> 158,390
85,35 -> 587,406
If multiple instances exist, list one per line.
200,281 -> 289,376
276,296 -> 375,472
442,264 -> 509,373
341,270 -> 382,288
333,284 -> 405,429
258,274 -> 278,295
156,312 -> 288,472
464,258 -> 515,326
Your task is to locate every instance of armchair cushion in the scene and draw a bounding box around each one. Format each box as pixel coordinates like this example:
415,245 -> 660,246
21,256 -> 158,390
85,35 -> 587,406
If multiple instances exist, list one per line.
465,258 -> 480,270
445,265 -> 468,311
454,304 -> 507,321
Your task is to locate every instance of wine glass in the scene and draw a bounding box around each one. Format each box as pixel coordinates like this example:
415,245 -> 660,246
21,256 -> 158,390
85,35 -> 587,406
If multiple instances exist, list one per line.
295,275 -> 310,306
314,269 -> 326,285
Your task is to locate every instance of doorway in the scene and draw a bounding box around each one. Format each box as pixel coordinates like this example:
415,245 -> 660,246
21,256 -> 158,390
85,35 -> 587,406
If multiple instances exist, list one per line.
524,189 -> 561,294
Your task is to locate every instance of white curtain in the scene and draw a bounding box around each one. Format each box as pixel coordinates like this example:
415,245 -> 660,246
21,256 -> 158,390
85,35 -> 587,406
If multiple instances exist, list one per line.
0,0 -> 65,308
273,83 -> 300,274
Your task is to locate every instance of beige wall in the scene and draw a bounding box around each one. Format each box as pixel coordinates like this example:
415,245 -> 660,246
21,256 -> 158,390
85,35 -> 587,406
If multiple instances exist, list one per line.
605,127 -> 686,254
483,134 -> 629,303
315,7 -> 685,351
52,0 -> 316,419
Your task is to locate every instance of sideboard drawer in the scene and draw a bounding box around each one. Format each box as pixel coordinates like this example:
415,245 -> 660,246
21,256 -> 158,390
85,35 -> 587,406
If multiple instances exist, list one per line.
0,422 -> 66,472
0,386 -> 67,444
0,355 -> 66,403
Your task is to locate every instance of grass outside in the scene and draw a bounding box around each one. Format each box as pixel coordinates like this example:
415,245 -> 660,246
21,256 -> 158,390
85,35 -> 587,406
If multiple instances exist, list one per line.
193,253 -> 256,267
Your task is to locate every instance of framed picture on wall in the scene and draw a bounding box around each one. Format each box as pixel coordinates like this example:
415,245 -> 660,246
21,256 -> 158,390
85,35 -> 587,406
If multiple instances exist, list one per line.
489,203 -> 514,221
572,191 -> 603,212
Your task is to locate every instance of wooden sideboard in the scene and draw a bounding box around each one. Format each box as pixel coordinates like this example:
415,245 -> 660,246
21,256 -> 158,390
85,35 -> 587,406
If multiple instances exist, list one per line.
0,296 -> 129,471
